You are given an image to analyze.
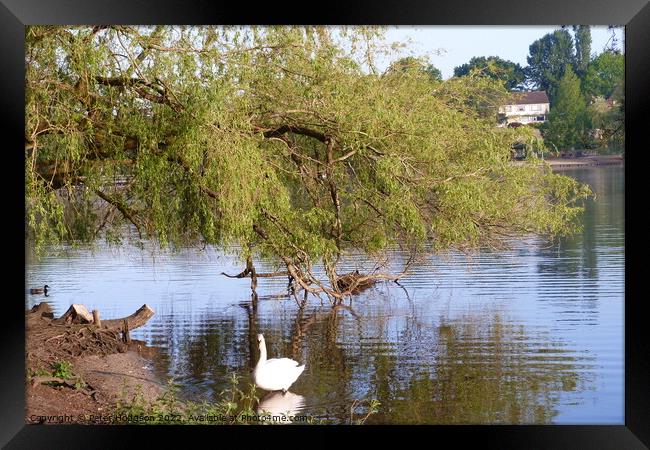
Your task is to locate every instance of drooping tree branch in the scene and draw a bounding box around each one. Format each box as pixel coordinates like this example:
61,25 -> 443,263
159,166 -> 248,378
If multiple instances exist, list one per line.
26,26 -> 592,302
251,222 -> 411,302
94,75 -> 183,111
325,137 -> 343,256
93,188 -> 143,238
260,124 -> 328,143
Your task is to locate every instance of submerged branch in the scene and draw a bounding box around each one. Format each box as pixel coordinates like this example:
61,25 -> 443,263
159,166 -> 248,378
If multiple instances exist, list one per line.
221,270 -> 289,279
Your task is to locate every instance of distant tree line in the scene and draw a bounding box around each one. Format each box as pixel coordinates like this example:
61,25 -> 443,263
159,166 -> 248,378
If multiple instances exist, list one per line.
449,26 -> 624,153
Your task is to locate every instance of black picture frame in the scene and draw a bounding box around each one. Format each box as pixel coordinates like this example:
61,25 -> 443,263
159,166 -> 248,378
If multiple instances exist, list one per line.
3,0 -> 648,447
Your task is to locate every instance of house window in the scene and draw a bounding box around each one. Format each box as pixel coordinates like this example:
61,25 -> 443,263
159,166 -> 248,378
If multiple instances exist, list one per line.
517,106 -> 525,112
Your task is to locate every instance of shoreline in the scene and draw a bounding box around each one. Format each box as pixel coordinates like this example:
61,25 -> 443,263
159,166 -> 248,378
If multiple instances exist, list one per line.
545,154 -> 624,169
26,303 -> 164,424
512,154 -> 624,169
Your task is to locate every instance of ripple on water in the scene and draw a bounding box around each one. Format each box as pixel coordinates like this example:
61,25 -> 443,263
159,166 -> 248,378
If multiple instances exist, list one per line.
25,166 -> 624,424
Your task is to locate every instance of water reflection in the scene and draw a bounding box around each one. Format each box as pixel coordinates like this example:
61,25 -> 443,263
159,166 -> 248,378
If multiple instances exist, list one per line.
25,166 -> 624,424
367,312 -> 591,424
139,292 -> 596,423
257,391 -> 306,423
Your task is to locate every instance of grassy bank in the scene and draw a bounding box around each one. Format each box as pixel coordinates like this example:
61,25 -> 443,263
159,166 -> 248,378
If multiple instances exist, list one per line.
26,304 -> 378,425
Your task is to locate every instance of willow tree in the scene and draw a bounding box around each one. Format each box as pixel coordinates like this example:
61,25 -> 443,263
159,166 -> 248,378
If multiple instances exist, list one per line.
25,26 -> 590,301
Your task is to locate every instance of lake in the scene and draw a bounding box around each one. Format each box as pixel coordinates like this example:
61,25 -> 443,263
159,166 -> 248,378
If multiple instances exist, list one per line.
25,165 -> 624,424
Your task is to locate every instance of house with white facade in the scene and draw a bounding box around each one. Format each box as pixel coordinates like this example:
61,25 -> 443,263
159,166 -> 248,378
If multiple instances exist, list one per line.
498,91 -> 550,127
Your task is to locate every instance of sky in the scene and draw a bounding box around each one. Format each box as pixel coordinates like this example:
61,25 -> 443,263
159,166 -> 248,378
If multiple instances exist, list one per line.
380,26 -> 624,79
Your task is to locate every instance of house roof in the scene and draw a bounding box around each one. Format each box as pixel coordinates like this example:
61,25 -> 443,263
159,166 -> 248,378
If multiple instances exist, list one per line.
508,91 -> 549,105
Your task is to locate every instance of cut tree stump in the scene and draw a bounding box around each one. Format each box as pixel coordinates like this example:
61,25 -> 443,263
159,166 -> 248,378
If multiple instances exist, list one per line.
33,302 -> 155,331
102,304 -> 155,332
59,304 -> 94,324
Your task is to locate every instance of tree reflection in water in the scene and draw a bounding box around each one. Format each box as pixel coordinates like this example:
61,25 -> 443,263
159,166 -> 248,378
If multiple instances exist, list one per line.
147,290 -> 592,424
366,312 -> 592,424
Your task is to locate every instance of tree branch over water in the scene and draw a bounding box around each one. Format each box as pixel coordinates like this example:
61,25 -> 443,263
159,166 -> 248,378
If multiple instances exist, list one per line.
25,26 -> 592,299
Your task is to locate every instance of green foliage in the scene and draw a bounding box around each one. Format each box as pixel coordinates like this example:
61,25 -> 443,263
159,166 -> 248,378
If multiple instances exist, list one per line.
588,85 -> 624,152
387,56 -> 442,81
525,29 -> 576,102
113,374 -> 372,424
51,360 -> 74,379
25,26 -> 591,290
425,64 -> 443,82
435,71 -> 511,121
525,27 -> 622,155
543,66 -> 591,150
583,50 -> 624,99
33,360 -> 87,389
572,25 -> 591,79
453,56 -> 525,90
114,375 -> 260,424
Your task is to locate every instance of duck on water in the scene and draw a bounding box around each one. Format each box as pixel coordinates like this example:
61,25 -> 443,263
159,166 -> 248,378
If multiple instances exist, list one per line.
29,285 -> 49,295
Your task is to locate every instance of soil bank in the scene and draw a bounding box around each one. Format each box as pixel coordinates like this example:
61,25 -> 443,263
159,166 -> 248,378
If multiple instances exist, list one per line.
25,303 -> 164,424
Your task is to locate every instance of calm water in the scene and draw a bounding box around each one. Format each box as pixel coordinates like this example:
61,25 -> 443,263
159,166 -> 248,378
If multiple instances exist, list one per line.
25,166 -> 624,424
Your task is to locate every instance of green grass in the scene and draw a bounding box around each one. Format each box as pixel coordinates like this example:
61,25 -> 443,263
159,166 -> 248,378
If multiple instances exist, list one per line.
113,373 -> 377,425
114,374 -> 263,425
29,360 -> 87,390
51,360 -> 74,379
350,399 -> 381,424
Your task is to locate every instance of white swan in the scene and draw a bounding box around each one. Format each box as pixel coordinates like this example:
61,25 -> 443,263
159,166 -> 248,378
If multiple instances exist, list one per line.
253,334 -> 305,393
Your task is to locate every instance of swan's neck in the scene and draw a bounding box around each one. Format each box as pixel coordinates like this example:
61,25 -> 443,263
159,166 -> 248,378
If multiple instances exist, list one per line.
257,341 -> 267,368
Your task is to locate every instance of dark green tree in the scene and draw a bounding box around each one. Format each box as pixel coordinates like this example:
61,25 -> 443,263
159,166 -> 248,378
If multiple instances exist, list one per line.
525,29 -> 575,102
453,56 -> 525,90
572,25 -> 592,79
544,65 -> 591,150
425,63 -> 443,82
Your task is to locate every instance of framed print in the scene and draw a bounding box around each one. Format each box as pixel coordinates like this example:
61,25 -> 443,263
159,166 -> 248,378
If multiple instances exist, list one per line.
3,0 -> 649,448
